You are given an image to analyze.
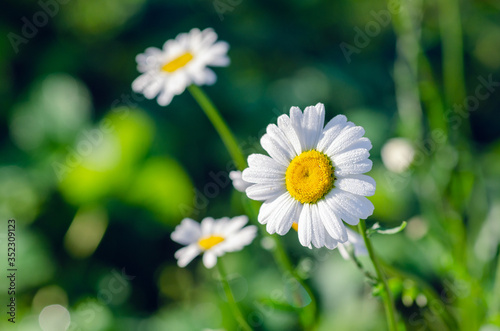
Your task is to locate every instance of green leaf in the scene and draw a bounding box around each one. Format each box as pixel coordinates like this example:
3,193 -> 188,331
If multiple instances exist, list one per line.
367,221 -> 407,237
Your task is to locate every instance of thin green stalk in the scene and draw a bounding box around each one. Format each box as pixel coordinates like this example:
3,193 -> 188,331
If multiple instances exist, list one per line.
437,0 -> 466,108
382,261 -> 458,330
217,258 -> 253,331
358,220 -> 398,331
243,198 -> 318,329
490,252 -> 500,317
187,85 -> 247,170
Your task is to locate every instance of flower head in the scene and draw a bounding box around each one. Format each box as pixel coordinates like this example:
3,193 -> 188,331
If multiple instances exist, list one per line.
171,216 -> 257,268
381,137 -> 415,173
242,103 -> 375,249
132,28 -> 230,106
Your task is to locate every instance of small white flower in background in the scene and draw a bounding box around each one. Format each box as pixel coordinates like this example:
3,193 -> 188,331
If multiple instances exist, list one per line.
229,170 -> 252,192
381,137 -> 415,173
132,28 -> 230,106
338,228 -> 368,260
242,103 -> 375,249
171,216 -> 257,268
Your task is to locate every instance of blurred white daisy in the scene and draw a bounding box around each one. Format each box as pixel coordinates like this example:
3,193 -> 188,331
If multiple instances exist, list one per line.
242,103 -> 375,249
229,170 -> 252,192
338,228 -> 368,260
381,137 -> 415,173
132,28 -> 230,106
171,216 -> 257,268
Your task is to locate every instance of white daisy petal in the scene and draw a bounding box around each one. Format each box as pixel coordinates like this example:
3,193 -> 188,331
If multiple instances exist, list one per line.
246,183 -> 286,201
327,189 -> 374,221
335,174 -> 376,196
257,192 -> 289,225
157,88 -> 175,106
267,195 -> 299,235
317,200 -> 348,242
301,104 -> 325,150
260,134 -> 293,167
201,217 -> 215,235
175,244 -> 201,268
290,106 -> 305,149
335,159 -> 373,176
317,115 -> 349,152
266,124 -> 297,160
324,234 -> 339,250
222,215 -> 249,235
332,148 -> 370,166
221,226 -> 258,252
298,204 -> 313,248
338,244 -> 350,259
213,217 -> 230,234
310,204 -> 327,248
201,68 -> 217,85
171,218 -> 202,245
242,168 -> 284,183
325,126 -> 366,156
131,73 -> 154,92
277,114 -> 302,155
203,252 -> 218,269
229,171 -> 252,192
345,137 -> 372,152
338,228 -> 368,260
246,154 -> 286,173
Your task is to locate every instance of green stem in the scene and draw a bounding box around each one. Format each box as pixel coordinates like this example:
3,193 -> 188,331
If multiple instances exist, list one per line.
243,198 -> 318,329
217,258 -> 253,331
437,0 -> 466,108
358,220 -> 398,331
382,261 -> 458,330
188,85 -> 247,171
491,251 -> 500,317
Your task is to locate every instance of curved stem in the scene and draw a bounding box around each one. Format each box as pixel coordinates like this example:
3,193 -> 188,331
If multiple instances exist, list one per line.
188,85 -> 247,171
217,258 -> 253,331
358,220 -> 398,331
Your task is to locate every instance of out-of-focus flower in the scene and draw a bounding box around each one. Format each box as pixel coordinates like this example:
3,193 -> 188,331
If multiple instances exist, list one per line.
338,228 -> 368,260
242,103 -> 375,249
171,216 -> 256,268
229,170 -> 252,192
381,138 -> 415,173
132,28 -> 230,106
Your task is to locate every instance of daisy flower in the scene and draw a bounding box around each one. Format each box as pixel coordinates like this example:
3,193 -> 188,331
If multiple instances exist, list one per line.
229,170 -> 252,192
242,103 -> 375,249
132,28 -> 230,106
171,216 -> 257,268
338,228 -> 368,260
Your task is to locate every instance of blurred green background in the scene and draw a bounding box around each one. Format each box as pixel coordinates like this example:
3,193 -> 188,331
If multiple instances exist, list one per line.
1,0 -> 500,330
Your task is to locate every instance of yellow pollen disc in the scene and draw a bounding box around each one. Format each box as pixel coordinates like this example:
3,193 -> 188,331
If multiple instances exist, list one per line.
292,222 -> 299,232
198,235 -> 225,250
161,52 -> 194,73
285,150 -> 335,204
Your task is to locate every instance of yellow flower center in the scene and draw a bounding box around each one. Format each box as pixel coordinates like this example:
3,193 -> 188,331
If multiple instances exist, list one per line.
161,52 -> 194,73
198,235 -> 225,250
285,150 -> 335,204
292,222 -> 299,232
